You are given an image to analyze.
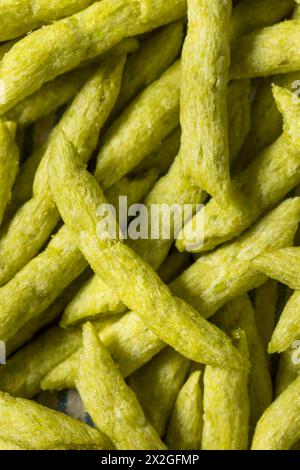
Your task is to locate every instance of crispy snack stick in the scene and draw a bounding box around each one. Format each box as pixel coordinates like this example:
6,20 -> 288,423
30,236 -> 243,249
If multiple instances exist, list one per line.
230,0 -> 294,42
0,0 -> 96,41
171,198 -> 300,318
95,61 -> 180,189
166,370 -> 203,450
48,132 -> 243,370
231,20 -> 300,79
62,248 -> 190,328
268,291 -> 300,354
252,247 -> 300,291
180,0 -> 232,202
0,391 -> 111,450
6,269 -> 92,356
43,198 -> 300,394
5,21 -> 183,127
254,280 -> 278,354
0,167 -> 156,345
0,121 -> 19,226
0,53 -> 181,287
0,0 -> 186,114
112,21 -> 184,118
236,72 -> 300,173
62,79 -> 247,325
63,194 -> 300,328
0,52 -> 126,286
42,311 -> 164,392
213,295 -> 273,432
128,347 -> 190,436
76,323 -> 166,450
0,326 -> 82,398
252,375 -> 300,450
0,315 -> 126,399
202,329 -> 250,450
177,86 -> 300,253
4,65 -> 96,126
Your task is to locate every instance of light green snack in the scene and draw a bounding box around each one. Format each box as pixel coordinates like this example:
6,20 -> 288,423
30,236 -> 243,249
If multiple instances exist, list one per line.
0,0 -> 186,114
76,323 -> 166,450
171,198 -> 300,318
5,21 -> 183,128
252,247 -> 300,291
0,225 -> 87,343
0,391 -> 111,450
231,20 -> 300,79
42,312 -> 164,391
0,0 -> 96,41
237,72 -> 300,173
6,269 -> 92,356
0,167 -> 156,344
166,370 -> 203,450
276,348 -> 300,397
230,0 -> 294,42
254,280 -> 278,354
0,120 -> 19,227
268,291 -> 300,354
48,132 -> 243,370
133,127 -> 181,177
59,79 -> 250,323
213,295 -> 272,432
128,347 -> 190,436
202,329 -> 250,450
63,194 -> 300,332
180,0 -> 232,202
61,248 -> 190,328
95,61 -> 180,189
4,65 -> 96,126
177,86 -> 300,253
0,326 -> 82,398
252,375 -> 300,450
112,21 -> 184,118
0,52 -> 126,286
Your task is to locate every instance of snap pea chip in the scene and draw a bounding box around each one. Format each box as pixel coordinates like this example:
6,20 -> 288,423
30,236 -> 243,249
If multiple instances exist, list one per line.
180,0 -> 232,203
0,390 -> 111,450
48,131 -> 244,369
231,20 -> 300,79
76,323 -> 166,450
177,87 -> 300,253
252,375 -> 300,450
213,295 -> 272,432
166,370 -> 203,450
0,0 -> 186,114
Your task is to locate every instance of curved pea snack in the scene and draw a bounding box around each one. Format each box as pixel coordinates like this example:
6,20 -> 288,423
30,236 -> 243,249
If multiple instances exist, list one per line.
180,0 -> 232,203
76,323 -> 166,450
0,390 -> 111,450
166,370 -> 203,450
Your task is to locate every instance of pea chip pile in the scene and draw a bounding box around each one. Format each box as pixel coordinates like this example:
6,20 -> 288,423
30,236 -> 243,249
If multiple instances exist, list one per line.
1,0 -> 300,451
